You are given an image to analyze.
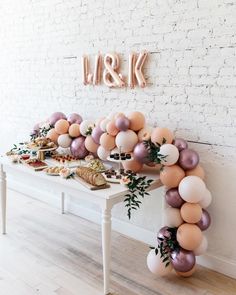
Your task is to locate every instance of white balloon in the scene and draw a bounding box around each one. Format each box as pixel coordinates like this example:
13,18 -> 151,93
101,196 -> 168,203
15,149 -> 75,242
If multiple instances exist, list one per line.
159,144 -> 179,166
163,207 -> 183,227
179,176 -> 206,203
80,120 -> 95,136
115,130 -> 138,152
199,189 -> 212,209
97,146 -> 110,161
194,235 -> 208,256
147,249 -> 173,276
100,118 -> 111,132
57,134 -> 72,148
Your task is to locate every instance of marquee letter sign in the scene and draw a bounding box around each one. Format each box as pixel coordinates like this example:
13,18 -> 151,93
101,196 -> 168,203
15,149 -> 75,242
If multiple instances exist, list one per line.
82,51 -> 148,88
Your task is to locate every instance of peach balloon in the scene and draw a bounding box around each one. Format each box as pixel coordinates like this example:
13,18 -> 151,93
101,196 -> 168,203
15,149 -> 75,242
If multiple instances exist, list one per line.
114,112 -> 125,119
55,119 -> 70,135
123,159 -> 143,172
151,127 -> 174,145
176,265 -> 196,277
177,224 -> 203,251
69,124 -> 80,138
186,165 -> 205,180
180,203 -> 202,223
160,165 -> 185,188
106,120 -> 119,136
85,136 -> 99,153
128,111 -> 145,131
47,128 -> 59,143
100,133 -> 116,150
138,126 -> 152,141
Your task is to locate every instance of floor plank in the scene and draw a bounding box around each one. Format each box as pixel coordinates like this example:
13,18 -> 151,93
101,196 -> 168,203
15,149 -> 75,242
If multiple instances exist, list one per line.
0,190 -> 236,295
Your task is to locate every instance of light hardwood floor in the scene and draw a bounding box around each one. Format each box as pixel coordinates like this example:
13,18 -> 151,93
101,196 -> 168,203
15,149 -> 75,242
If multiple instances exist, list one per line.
0,190 -> 236,295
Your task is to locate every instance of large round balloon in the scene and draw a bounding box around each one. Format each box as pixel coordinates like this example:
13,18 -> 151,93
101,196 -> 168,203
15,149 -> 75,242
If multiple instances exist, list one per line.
180,203 -> 202,223
69,124 -> 80,138
85,136 -> 99,153
115,130 -> 138,152
178,176 -> 206,203
178,149 -> 199,171
106,120 -> 119,136
115,116 -> 130,131
157,226 -> 171,244
55,119 -> 70,135
128,111 -> 145,131
122,158 -> 143,172
100,133 -> 116,150
165,188 -> 185,208
196,209 -> 211,231
67,113 -> 82,125
177,223 -> 203,251
138,126 -> 152,141
159,144 -> 179,166
186,165 -> 205,180
147,249 -> 173,276
97,146 -> 110,161
163,207 -> 183,227
151,127 -> 174,145
160,165 -> 185,188
194,235 -> 208,256
133,142 -> 150,164
173,138 -> 188,152
171,248 -> 196,272
80,120 -> 95,136
70,136 -> 89,159
49,112 -> 66,126
58,134 -> 72,148
91,126 -> 104,144
47,128 -> 59,143
199,189 -> 212,209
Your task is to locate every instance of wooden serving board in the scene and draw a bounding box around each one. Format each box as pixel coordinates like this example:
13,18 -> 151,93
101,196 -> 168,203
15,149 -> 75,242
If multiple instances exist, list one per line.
74,176 -> 110,190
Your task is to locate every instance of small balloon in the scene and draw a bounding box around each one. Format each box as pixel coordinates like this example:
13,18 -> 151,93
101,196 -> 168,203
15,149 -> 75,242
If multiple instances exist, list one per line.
163,207 -> 183,228
159,144 -> 179,166
49,112 -> 67,126
55,119 -> 70,135
196,209 -> 211,231
186,165 -> 205,180
69,124 -> 80,138
178,149 -> 199,171
160,165 -> 185,189
97,146 -> 110,161
128,111 -> 145,131
157,226 -> 171,244
100,133 -> 116,150
115,116 -> 130,131
173,138 -> 188,152
133,142 -> 150,164
80,120 -> 95,136
47,128 -> 59,143
171,248 -> 196,273
177,223 -> 203,251
70,136 -> 89,159
199,189 -> 212,209
194,235 -> 208,256
85,136 -> 99,153
67,113 -> 83,125
115,130 -> 138,153
180,203 -> 202,224
178,176 -> 206,203
151,127 -> 174,146
165,188 -> 185,208
176,265 -> 196,277
147,250 -> 173,276
91,126 -> 104,144
122,158 -> 143,172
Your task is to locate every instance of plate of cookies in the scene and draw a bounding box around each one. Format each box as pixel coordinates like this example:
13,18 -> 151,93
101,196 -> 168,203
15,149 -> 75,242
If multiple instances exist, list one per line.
44,166 -> 65,176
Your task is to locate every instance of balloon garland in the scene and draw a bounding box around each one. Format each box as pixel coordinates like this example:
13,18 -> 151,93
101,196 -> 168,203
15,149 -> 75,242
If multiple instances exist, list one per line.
31,111 -> 212,278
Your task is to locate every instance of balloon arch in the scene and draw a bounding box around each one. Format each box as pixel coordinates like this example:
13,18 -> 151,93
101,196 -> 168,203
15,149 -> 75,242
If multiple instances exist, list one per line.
32,111 -> 212,278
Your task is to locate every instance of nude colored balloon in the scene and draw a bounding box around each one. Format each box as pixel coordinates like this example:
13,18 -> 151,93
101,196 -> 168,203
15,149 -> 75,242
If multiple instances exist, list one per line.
115,130 -> 138,152
194,235 -> 208,256
69,124 -> 80,138
151,127 -> 174,145
160,165 -> 185,189
199,189 -> 212,209
100,118 -> 111,132
106,120 -> 119,136
80,120 -> 95,136
163,207 -> 183,227
128,111 -> 145,131
159,144 -> 179,166
176,265 -> 196,277
100,133 -> 116,150
186,165 -> 205,180
47,128 -> 59,143
57,134 -> 72,148
180,203 -> 202,223
85,136 -> 99,153
55,119 -> 70,135
97,146 -> 110,161
177,224 -> 203,251
122,159 -> 143,172
178,176 -> 206,203
138,126 -> 152,141
147,249 -> 173,277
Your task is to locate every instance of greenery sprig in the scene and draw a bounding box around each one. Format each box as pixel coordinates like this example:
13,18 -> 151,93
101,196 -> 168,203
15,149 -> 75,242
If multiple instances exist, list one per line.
8,143 -> 34,156
150,227 -> 179,267
30,124 -> 53,140
124,174 -> 153,219
144,138 -> 167,164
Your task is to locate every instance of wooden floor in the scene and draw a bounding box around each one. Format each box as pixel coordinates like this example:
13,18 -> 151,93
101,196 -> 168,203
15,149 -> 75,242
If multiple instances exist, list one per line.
0,191 -> 236,295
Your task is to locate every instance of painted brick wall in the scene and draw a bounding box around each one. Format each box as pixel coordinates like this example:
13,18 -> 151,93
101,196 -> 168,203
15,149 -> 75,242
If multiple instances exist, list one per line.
0,0 -> 236,276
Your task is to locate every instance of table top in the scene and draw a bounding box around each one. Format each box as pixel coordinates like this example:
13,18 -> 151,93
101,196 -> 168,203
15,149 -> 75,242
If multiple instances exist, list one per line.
0,156 -> 162,200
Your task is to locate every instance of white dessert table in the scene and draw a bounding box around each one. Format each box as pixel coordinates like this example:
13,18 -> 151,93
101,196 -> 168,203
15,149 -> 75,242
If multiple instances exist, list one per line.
0,156 -> 162,294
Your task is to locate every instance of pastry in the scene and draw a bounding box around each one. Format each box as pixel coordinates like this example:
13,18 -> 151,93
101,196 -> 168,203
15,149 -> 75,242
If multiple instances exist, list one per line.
44,166 -> 65,174
87,159 -> 105,172
76,167 -> 107,187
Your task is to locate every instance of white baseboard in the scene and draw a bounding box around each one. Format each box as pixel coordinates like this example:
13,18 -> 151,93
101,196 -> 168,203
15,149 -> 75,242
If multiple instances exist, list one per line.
7,178 -> 236,279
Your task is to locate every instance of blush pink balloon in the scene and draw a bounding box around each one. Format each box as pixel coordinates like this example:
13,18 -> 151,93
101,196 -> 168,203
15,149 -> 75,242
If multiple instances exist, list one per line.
49,112 -> 67,126
70,136 -> 89,159
67,113 -> 83,125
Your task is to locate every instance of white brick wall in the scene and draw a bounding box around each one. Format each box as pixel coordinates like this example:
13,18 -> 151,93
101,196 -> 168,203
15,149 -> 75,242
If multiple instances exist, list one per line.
0,0 -> 236,276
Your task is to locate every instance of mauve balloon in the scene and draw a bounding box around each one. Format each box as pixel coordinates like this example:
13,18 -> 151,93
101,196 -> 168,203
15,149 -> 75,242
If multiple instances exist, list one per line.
133,142 -> 150,164
70,136 -> 89,159
196,209 -> 211,231
178,149 -> 199,171
115,116 -> 130,131
49,112 -> 67,126
173,138 -> 188,152
171,248 -> 196,272
165,188 -> 185,208
67,113 -> 83,125
91,126 -> 104,144
157,226 -> 171,244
